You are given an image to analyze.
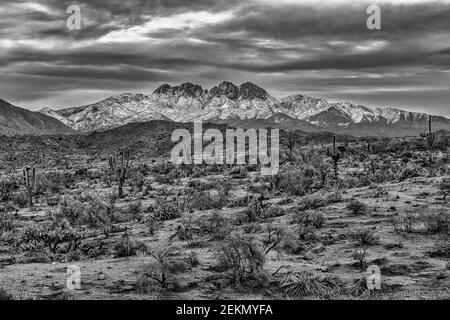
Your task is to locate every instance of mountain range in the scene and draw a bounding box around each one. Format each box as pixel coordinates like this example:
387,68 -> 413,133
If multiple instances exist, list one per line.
2,81 -> 450,137
0,99 -> 74,136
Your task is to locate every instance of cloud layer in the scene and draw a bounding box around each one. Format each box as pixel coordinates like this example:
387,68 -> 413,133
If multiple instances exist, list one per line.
0,0 -> 449,116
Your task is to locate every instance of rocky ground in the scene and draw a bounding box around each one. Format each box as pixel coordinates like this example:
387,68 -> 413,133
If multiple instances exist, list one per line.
0,132 -> 449,300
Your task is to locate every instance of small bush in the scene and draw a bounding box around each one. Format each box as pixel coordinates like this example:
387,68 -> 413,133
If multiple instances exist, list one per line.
216,235 -> 266,286
145,217 -> 160,237
298,195 -> 333,211
0,177 -> 20,202
0,213 -> 15,235
292,210 -> 325,228
149,199 -> 183,221
188,190 -> 228,211
398,165 -> 424,181
11,192 -> 28,208
127,200 -> 143,221
16,224 -> 83,256
429,240 -> 450,258
346,199 -> 367,215
350,229 -> 379,246
113,232 -> 143,257
392,213 -> 420,233
0,288 -> 13,300
200,212 -> 230,241
374,186 -> 389,198
439,178 -> 450,200
352,247 -> 368,269
298,225 -> 317,241
262,224 -> 285,255
421,211 -> 450,234
56,195 -> 113,228
136,247 -> 187,291
279,271 -> 340,298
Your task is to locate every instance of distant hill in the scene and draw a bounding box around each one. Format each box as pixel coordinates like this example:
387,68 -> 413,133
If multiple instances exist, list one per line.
0,99 -> 74,136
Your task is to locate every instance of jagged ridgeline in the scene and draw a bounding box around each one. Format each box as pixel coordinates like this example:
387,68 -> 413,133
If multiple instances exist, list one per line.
29,81 -> 450,137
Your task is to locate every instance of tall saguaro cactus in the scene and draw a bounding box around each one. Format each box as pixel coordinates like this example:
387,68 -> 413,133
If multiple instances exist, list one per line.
23,167 -> 36,207
427,116 -> 435,162
329,136 -> 341,178
427,116 -> 435,149
108,148 -> 130,198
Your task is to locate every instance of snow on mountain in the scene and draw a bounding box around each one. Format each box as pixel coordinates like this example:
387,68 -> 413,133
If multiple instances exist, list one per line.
40,93 -> 172,132
38,81 -> 450,136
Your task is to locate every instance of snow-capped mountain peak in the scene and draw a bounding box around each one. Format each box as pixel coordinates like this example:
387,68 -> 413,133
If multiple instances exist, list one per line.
38,81 -> 450,136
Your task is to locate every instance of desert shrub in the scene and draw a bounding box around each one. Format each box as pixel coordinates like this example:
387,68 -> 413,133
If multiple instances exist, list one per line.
145,217 -> 160,237
151,162 -> 178,175
149,199 -> 183,221
0,288 -> 14,300
136,247 -> 188,291
216,235 -> 266,286
240,196 -> 283,223
346,199 -> 367,215
35,172 -> 75,194
350,229 -> 379,246
298,225 -> 317,241
200,212 -> 231,241
392,212 -> 420,233
398,165 -> 424,181
102,168 -> 115,187
281,237 -> 306,255
374,186 -> 389,198
23,243 -> 53,263
0,177 -> 20,201
421,211 -> 450,234
299,196 -> 324,210
187,180 -> 215,192
243,222 -> 262,234
129,169 -> 145,191
16,224 -> 83,255
266,171 -> 312,196
429,240 -> 450,258
172,219 -> 201,248
55,198 -> 85,225
347,172 -> 371,188
352,247 -> 368,269
439,178 -> 450,200
11,191 -> 28,208
56,195 -> 113,228
126,200 -> 143,221
113,232 -> 144,257
292,210 -> 325,228
297,193 -> 339,211
262,224 -> 285,255
279,271 -> 340,298
0,213 -> 15,234
187,252 -> 200,268
135,163 -> 151,176
74,168 -> 89,179
188,190 -> 228,211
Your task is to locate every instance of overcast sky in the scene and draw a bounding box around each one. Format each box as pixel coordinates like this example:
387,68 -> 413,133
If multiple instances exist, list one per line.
0,0 -> 449,116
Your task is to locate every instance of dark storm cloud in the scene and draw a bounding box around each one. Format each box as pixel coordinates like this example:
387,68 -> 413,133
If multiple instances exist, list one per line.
210,1 -> 450,39
0,0 -> 449,116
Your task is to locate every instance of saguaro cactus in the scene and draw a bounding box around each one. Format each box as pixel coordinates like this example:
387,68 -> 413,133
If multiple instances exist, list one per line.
108,148 -> 130,197
427,116 -> 435,162
427,116 -> 435,149
22,167 -> 36,206
329,136 -> 341,178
